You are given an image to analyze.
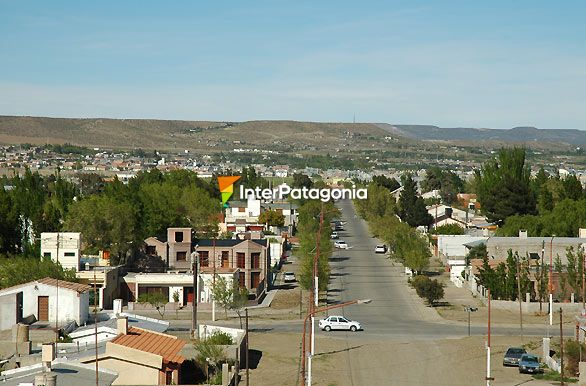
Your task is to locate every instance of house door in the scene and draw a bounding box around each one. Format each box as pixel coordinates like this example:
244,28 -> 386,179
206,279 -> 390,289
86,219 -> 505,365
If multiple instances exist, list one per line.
16,292 -> 23,323
184,287 -> 194,304
38,296 -> 49,321
251,272 -> 260,289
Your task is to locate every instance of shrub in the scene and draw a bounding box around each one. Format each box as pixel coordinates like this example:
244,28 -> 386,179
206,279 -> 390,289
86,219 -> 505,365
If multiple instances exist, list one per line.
412,275 -> 445,306
206,331 -> 234,346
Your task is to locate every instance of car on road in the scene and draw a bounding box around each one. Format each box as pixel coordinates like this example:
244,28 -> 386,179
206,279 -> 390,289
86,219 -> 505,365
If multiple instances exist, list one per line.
319,315 -> 361,332
518,354 -> 542,374
334,240 -> 348,249
503,347 -> 527,366
283,272 -> 296,282
374,244 -> 387,253
330,231 -> 339,239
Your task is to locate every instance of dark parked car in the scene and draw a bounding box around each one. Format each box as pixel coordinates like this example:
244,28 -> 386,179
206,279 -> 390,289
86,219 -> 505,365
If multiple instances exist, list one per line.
518,354 -> 542,374
503,347 -> 527,366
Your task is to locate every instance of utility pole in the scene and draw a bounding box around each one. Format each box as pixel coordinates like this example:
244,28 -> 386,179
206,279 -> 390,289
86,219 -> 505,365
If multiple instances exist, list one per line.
580,253 -> 586,310
93,270 -> 99,386
212,238 -> 217,322
308,203 -> 324,386
55,233 -> 60,352
540,240 -> 545,313
191,247 -> 199,339
516,255 -> 524,342
486,288 -> 493,386
560,307 -> 564,386
582,250 -> 585,311
245,308 -> 249,386
550,236 -> 555,326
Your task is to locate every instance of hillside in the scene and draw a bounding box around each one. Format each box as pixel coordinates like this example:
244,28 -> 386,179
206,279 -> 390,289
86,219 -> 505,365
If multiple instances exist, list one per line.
1,116 -> 584,152
376,123 -> 586,146
0,116 -> 389,151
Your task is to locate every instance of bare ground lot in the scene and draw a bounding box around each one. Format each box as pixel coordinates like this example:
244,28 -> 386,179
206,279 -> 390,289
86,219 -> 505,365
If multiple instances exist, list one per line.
244,332 -> 554,386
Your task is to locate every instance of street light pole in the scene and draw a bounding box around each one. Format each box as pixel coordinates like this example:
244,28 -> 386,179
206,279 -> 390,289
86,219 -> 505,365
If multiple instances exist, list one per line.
300,299 -> 372,386
191,246 -> 199,339
516,254 -> 524,342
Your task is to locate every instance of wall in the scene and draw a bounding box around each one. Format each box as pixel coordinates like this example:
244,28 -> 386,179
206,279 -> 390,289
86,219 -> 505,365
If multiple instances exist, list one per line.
99,357 -> 160,385
0,293 -> 16,330
0,283 -> 87,326
40,232 -> 82,271
437,235 -> 487,259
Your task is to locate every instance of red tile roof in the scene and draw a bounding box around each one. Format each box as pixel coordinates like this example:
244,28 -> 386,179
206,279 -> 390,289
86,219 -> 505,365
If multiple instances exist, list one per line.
111,327 -> 185,364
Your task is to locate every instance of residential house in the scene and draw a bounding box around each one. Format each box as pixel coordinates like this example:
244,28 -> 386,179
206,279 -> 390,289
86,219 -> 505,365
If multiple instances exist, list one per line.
476,230 -> 586,264
197,239 -> 270,299
0,278 -> 91,330
76,266 -> 122,309
121,268 -> 240,306
223,197 -> 264,234
40,232 -> 82,271
81,317 -> 185,385
144,227 -> 193,271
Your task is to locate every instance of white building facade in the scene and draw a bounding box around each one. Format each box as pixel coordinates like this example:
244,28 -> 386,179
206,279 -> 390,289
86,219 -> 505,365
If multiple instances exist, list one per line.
40,232 -> 82,271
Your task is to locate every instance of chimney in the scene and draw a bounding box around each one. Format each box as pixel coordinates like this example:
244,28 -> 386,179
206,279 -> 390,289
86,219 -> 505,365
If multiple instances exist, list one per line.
580,228 -> 586,239
34,372 -> 57,386
445,207 -> 453,219
41,343 -> 55,371
117,316 -> 128,335
519,230 -> 528,239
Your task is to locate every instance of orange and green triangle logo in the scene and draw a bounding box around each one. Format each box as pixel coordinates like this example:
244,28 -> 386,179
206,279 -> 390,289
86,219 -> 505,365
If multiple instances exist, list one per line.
218,176 -> 241,207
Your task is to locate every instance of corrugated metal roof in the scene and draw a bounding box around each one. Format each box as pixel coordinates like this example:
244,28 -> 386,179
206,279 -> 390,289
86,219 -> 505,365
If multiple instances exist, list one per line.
0,277 -> 91,295
111,327 -> 185,364
37,277 -> 92,293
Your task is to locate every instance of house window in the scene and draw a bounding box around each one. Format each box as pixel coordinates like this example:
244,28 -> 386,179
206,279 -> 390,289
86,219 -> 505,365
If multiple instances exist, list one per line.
146,245 -> 157,255
238,207 -> 246,213
176,251 -> 187,261
236,253 -> 245,268
43,252 -> 51,258
199,251 -> 209,267
165,370 -> 173,384
238,272 -> 245,287
251,253 -> 260,269
251,272 -> 260,288
64,252 -> 75,257
221,251 -> 229,268
175,232 -> 183,242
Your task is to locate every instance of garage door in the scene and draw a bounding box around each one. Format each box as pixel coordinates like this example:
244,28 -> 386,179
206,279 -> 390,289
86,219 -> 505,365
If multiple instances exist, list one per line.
38,296 -> 49,321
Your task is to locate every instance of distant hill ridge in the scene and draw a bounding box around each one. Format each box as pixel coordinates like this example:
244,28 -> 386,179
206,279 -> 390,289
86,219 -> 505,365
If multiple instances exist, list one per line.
376,123 -> 586,145
0,115 -> 585,149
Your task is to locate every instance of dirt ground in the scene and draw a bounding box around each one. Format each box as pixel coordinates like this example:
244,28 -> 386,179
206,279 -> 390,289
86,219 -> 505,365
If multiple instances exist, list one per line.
244,332 -> 557,386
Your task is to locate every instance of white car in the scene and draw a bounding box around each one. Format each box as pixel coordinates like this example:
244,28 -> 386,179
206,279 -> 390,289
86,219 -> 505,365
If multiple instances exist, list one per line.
330,231 -> 339,239
283,272 -> 296,282
319,315 -> 361,332
374,244 -> 387,254
334,240 -> 348,249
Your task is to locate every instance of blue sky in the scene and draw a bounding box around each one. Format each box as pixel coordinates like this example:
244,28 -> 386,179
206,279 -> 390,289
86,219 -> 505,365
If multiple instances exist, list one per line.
1,1 -> 585,128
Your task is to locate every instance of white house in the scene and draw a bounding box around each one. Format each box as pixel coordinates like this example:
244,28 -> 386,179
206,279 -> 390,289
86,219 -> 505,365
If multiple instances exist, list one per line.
0,278 -> 91,330
121,268 -> 240,307
40,232 -> 82,271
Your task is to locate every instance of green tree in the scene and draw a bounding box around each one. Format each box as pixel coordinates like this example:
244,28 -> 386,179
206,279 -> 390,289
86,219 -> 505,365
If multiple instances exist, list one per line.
372,175 -> 400,192
433,224 -> 465,235
398,174 -> 433,228
137,292 -> 168,318
0,256 -> 78,290
563,175 -> 583,201
63,195 -> 140,265
258,209 -> 285,228
412,275 -> 445,306
475,147 -> 536,223
292,173 -> 313,189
